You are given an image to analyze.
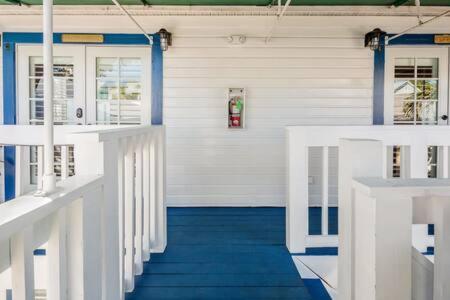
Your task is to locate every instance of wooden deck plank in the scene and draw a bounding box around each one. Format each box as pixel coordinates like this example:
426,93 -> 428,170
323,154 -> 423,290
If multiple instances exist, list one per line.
126,207 -> 313,300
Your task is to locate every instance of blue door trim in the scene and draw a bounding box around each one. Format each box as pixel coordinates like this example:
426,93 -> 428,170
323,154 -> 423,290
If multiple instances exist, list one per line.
372,33 -> 449,125
2,32 -> 163,200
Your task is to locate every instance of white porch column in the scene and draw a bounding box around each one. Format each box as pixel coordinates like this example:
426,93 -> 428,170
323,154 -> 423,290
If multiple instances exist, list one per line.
42,0 -> 56,193
337,139 -> 383,300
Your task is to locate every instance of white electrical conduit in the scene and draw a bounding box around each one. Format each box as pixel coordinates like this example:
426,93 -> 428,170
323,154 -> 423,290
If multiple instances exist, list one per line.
110,0 -> 153,44
265,0 -> 292,43
387,9 -> 450,43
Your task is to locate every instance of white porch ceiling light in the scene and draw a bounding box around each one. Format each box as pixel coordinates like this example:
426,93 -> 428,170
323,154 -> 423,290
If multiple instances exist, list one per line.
364,28 -> 386,51
158,28 -> 172,51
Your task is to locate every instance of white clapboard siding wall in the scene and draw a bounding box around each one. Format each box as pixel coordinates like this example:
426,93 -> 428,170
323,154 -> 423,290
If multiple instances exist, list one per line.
164,36 -> 373,206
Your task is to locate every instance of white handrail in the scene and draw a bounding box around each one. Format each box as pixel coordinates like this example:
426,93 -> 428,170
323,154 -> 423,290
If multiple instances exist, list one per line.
0,125 -> 166,300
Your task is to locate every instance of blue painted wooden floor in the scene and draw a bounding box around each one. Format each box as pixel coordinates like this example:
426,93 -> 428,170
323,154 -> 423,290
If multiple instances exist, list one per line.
126,207 -> 314,300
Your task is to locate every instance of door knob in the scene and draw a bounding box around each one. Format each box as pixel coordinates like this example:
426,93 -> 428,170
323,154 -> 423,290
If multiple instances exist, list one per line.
76,108 -> 83,119
441,115 -> 448,121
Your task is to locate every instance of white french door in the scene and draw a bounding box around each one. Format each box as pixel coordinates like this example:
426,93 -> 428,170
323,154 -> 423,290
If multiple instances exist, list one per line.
16,44 -> 151,193
385,47 -> 449,125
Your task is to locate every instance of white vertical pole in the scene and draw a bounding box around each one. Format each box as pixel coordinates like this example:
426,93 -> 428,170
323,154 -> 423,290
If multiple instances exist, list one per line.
37,146 -> 44,190
322,146 -> 329,236
61,146 -> 69,180
42,0 -> 56,193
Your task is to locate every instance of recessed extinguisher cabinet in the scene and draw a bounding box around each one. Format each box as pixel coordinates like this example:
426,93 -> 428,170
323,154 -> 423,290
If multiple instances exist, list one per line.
228,88 -> 245,129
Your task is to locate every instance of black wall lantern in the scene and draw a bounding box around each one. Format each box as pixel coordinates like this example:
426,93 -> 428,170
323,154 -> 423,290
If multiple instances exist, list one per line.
364,28 -> 386,51
158,28 -> 172,51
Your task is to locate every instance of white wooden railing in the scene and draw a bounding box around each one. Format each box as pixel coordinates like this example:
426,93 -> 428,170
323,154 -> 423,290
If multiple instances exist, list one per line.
287,125 -> 450,300
286,125 -> 450,253
0,125 -> 166,300
351,177 -> 450,300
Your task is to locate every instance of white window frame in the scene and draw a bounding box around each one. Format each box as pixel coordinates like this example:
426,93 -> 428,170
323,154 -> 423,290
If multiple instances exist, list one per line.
85,46 -> 151,125
384,47 -> 449,125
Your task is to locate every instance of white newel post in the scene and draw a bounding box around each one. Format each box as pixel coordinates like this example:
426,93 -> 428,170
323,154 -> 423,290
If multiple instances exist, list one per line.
286,130 -> 308,253
73,135 -> 121,300
337,139 -> 383,300
352,183 -> 412,300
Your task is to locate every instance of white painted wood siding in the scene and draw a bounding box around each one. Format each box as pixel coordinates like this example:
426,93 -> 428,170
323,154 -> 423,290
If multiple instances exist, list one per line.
164,36 -> 373,206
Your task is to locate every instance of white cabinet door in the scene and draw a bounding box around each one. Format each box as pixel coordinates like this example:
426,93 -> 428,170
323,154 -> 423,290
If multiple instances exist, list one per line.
86,46 -> 151,125
17,45 -> 86,125
385,47 -> 449,125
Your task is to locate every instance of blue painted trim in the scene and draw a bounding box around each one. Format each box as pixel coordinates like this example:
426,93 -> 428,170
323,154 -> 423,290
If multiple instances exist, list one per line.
387,34 -> 438,45
2,32 -> 163,199
372,35 -> 386,125
292,247 -> 339,256
151,34 -> 163,125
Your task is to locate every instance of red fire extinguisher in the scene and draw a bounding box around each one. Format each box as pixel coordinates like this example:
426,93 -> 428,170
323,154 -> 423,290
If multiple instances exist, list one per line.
229,96 -> 243,128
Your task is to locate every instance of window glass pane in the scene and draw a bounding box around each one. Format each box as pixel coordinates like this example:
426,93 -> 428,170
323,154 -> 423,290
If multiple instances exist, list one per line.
97,79 -> 119,100
96,100 -> 119,124
428,146 -> 438,178
95,57 -> 142,124
416,101 -> 438,124
120,101 -> 140,123
416,80 -> 438,100
394,100 -> 415,123
395,58 -> 415,78
96,58 -> 118,78
29,56 -> 74,124
120,80 -> 141,100
417,58 -> 438,78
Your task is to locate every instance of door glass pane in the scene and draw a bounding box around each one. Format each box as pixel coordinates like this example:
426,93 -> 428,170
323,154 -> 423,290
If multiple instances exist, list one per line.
417,58 -> 438,78
29,56 -> 75,124
95,57 -> 142,124
393,57 -> 439,125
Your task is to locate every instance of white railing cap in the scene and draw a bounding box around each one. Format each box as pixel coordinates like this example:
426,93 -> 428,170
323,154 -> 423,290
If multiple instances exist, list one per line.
0,175 -> 103,242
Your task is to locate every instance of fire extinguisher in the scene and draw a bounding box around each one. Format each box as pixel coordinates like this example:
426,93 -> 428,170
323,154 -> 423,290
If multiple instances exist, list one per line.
229,96 -> 243,128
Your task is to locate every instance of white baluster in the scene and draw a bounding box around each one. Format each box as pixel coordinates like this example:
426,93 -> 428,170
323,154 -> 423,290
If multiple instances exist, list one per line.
60,146 -> 69,180
47,209 -> 67,300
117,139 -> 126,298
134,136 -> 144,275
149,133 -> 157,252
124,137 -> 136,291
441,146 -> 449,178
142,134 -> 151,262
37,146 -> 44,190
66,189 -> 103,300
11,226 -> 35,300
410,143 -> 429,253
322,146 -> 329,236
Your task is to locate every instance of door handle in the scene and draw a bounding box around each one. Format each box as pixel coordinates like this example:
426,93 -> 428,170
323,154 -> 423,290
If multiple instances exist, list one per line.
76,108 -> 83,119
441,115 -> 448,121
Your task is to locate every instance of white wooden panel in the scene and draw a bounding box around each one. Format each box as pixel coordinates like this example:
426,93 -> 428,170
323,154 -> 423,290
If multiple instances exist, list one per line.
164,36 -> 373,206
